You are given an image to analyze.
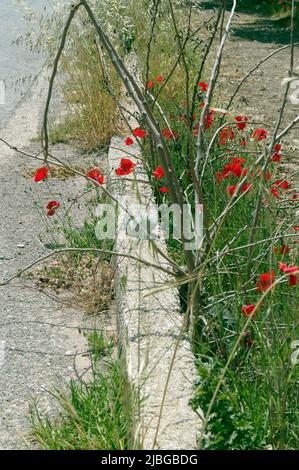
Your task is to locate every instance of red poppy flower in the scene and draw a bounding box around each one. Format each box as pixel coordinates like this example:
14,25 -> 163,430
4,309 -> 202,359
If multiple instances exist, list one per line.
86,168 -> 100,180
222,162 -> 243,178
264,171 -> 271,181
230,157 -> 246,164
125,137 -> 134,146
242,304 -> 256,318
278,261 -> 287,272
231,162 -> 242,178
242,182 -> 252,193
156,75 -> 163,83
162,128 -> 177,140
289,274 -> 297,287
216,172 -> 224,184
271,187 -> 279,198
133,128 -> 146,138
274,179 -> 289,190
205,110 -> 215,130
33,167 -> 48,183
197,108 -> 215,132
280,245 -> 290,254
160,186 -> 169,193
46,200 -> 60,217
240,139 -> 247,146
115,158 -> 136,176
152,166 -> 165,180
274,245 -> 290,255
272,152 -> 281,163
252,129 -> 268,141
235,115 -> 248,131
147,81 -> 154,88
278,262 -> 298,274
256,271 -> 275,291
198,81 -> 208,92
279,262 -> 298,287
261,271 -> 275,282
47,200 -> 60,210
292,193 -> 298,200
226,184 -> 237,196
219,127 -> 235,145
86,168 -> 104,185
274,143 -> 282,152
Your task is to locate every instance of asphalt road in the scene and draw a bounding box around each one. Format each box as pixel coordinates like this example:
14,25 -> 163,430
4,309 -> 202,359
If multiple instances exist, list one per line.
0,2 -> 90,449
0,0 -> 49,128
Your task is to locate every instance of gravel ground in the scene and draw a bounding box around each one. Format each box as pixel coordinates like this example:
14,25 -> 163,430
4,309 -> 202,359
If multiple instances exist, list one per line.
198,2 -> 299,139
0,77 -> 103,449
196,1 -> 299,198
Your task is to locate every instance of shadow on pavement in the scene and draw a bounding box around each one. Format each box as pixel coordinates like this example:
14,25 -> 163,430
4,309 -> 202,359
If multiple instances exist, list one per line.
197,1 -> 299,45
232,16 -> 299,45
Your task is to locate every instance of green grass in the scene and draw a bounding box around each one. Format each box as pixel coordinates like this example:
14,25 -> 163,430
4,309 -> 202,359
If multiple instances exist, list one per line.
178,140 -> 297,448
144,100 -> 299,449
112,0 -> 299,449
62,208 -> 114,262
23,7 -> 121,152
85,330 -> 114,362
31,332 -> 136,450
63,218 -> 112,252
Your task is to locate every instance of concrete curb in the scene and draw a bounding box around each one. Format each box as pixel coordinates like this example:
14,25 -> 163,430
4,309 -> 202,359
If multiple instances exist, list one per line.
106,136 -> 199,450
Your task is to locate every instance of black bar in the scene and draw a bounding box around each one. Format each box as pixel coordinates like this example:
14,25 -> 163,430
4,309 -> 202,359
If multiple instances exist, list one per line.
0,449 -> 297,466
